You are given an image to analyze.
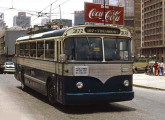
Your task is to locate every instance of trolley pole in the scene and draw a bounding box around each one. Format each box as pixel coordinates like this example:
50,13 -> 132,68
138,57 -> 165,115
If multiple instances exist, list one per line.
59,5 -> 62,29
49,4 -> 52,22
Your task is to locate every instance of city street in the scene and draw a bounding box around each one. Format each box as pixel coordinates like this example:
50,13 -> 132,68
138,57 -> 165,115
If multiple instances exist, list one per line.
0,74 -> 165,120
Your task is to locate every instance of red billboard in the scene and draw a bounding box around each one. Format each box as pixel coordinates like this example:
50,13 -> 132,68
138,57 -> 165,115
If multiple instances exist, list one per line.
85,2 -> 124,25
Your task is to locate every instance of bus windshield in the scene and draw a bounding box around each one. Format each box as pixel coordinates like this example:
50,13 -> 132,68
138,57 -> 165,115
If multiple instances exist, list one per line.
104,37 -> 131,61
64,37 -> 103,61
64,37 -> 131,61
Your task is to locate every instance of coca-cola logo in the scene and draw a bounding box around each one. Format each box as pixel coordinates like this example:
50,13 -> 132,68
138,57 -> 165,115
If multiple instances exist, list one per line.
85,3 -> 124,25
88,8 -> 121,22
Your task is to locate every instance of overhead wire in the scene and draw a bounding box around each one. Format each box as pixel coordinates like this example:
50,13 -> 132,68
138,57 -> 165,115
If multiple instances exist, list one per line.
31,16 -> 40,23
51,0 -> 72,11
30,0 -> 62,24
31,0 -> 72,24
1,0 -> 75,25
39,0 -> 60,13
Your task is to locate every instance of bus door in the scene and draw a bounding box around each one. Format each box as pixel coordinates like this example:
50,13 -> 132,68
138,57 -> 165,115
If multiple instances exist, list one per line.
55,39 -> 63,75
55,39 -> 63,101
119,39 -> 131,74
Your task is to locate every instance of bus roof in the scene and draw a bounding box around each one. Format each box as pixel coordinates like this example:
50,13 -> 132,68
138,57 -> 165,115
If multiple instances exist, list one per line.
16,28 -> 68,42
16,25 -> 131,42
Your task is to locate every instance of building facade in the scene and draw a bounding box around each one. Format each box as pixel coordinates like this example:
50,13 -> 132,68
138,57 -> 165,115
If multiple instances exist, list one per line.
93,0 -> 109,4
0,13 -> 6,64
0,27 -> 27,63
111,0 -> 141,58
0,27 -> 6,64
141,0 -> 165,61
54,19 -> 72,27
0,13 -> 6,35
133,0 -> 141,58
5,27 -> 27,56
74,11 -> 85,26
13,12 -> 31,28
111,0 -> 134,27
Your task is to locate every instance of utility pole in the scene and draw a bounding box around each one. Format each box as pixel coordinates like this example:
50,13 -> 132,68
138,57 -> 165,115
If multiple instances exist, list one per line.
113,6 -> 116,25
104,0 -> 105,25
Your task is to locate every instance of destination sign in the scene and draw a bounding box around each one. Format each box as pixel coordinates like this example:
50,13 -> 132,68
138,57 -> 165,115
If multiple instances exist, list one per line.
85,27 -> 120,34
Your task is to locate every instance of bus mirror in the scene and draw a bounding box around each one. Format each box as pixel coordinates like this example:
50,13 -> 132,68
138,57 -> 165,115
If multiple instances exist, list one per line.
60,54 -> 67,62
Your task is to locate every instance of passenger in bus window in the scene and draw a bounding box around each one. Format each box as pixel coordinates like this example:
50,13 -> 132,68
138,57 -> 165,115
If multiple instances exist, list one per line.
78,44 -> 92,60
65,47 -> 74,60
104,43 -> 116,60
40,54 -> 44,58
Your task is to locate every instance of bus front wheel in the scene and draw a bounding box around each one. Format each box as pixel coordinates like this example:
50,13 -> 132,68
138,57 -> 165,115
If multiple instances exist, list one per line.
47,81 -> 56,105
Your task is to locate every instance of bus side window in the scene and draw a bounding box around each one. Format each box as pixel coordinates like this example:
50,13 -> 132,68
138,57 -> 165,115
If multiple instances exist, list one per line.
16,44 -> 20,56
37,41 -> 44,58
45,40 -> 54,59
54,40 -> 56,61
30,42 -> 36,57
57,41 -> 59,61
20,43 -> 25,56
60,41 -> 62,54
25,42 -> 30,57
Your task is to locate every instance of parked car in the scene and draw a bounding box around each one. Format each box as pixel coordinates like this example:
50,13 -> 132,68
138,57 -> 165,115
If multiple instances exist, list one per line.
133,58 -> 148,73
3,61 -> 15,74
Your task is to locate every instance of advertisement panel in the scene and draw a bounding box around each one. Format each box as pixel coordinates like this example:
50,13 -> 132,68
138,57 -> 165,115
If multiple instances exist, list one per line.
85,2 -> 124,25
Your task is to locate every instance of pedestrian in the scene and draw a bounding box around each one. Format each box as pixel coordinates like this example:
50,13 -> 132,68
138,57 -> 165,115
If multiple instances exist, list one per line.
158,60 -> 164,76
153,61 -> 158,76
145,64 -> 149,74
133,66 -> 137,74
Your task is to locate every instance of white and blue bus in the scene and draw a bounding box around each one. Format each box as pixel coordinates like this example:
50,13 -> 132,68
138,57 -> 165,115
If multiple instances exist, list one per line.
14,25 -> 134,105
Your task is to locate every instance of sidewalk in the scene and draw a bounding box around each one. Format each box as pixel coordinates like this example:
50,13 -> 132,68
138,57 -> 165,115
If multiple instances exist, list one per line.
133,74 -> 165,91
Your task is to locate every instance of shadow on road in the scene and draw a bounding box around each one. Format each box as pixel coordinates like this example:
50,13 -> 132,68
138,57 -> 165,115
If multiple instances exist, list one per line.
56,103 -> 136,114
17,86 -> 136,114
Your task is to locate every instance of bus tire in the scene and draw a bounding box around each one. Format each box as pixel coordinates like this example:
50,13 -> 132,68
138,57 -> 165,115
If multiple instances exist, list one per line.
21,71 -> 26,91
47,80 -> 56,105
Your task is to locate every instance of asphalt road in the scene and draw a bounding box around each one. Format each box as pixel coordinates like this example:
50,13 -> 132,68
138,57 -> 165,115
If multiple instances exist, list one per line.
0,74 -> 165,120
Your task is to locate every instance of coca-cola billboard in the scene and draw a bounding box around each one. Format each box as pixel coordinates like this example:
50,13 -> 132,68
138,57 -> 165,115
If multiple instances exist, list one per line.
85,2 -> 124,25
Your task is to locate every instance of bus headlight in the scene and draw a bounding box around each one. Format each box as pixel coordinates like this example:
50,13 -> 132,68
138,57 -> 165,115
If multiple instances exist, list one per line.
123,80 -> 129,87
76,82 -> 83,89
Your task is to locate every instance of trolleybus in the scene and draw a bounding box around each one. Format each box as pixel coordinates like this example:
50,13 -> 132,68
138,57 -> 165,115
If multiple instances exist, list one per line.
14,25 -> 134,105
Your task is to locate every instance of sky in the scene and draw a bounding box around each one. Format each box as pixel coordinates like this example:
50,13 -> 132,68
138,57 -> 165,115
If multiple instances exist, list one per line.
0,0 -> 118,27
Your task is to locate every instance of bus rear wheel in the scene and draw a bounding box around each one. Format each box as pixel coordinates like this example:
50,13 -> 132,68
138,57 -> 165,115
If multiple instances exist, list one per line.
47,81 -> 56,105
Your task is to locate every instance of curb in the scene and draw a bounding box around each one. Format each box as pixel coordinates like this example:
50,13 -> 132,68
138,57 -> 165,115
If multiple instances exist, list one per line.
133,84 -> 165,91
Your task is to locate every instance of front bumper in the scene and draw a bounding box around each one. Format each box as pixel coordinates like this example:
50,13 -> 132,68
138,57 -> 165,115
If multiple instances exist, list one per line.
4,69 -> 15,73
64,91 -> 134,105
